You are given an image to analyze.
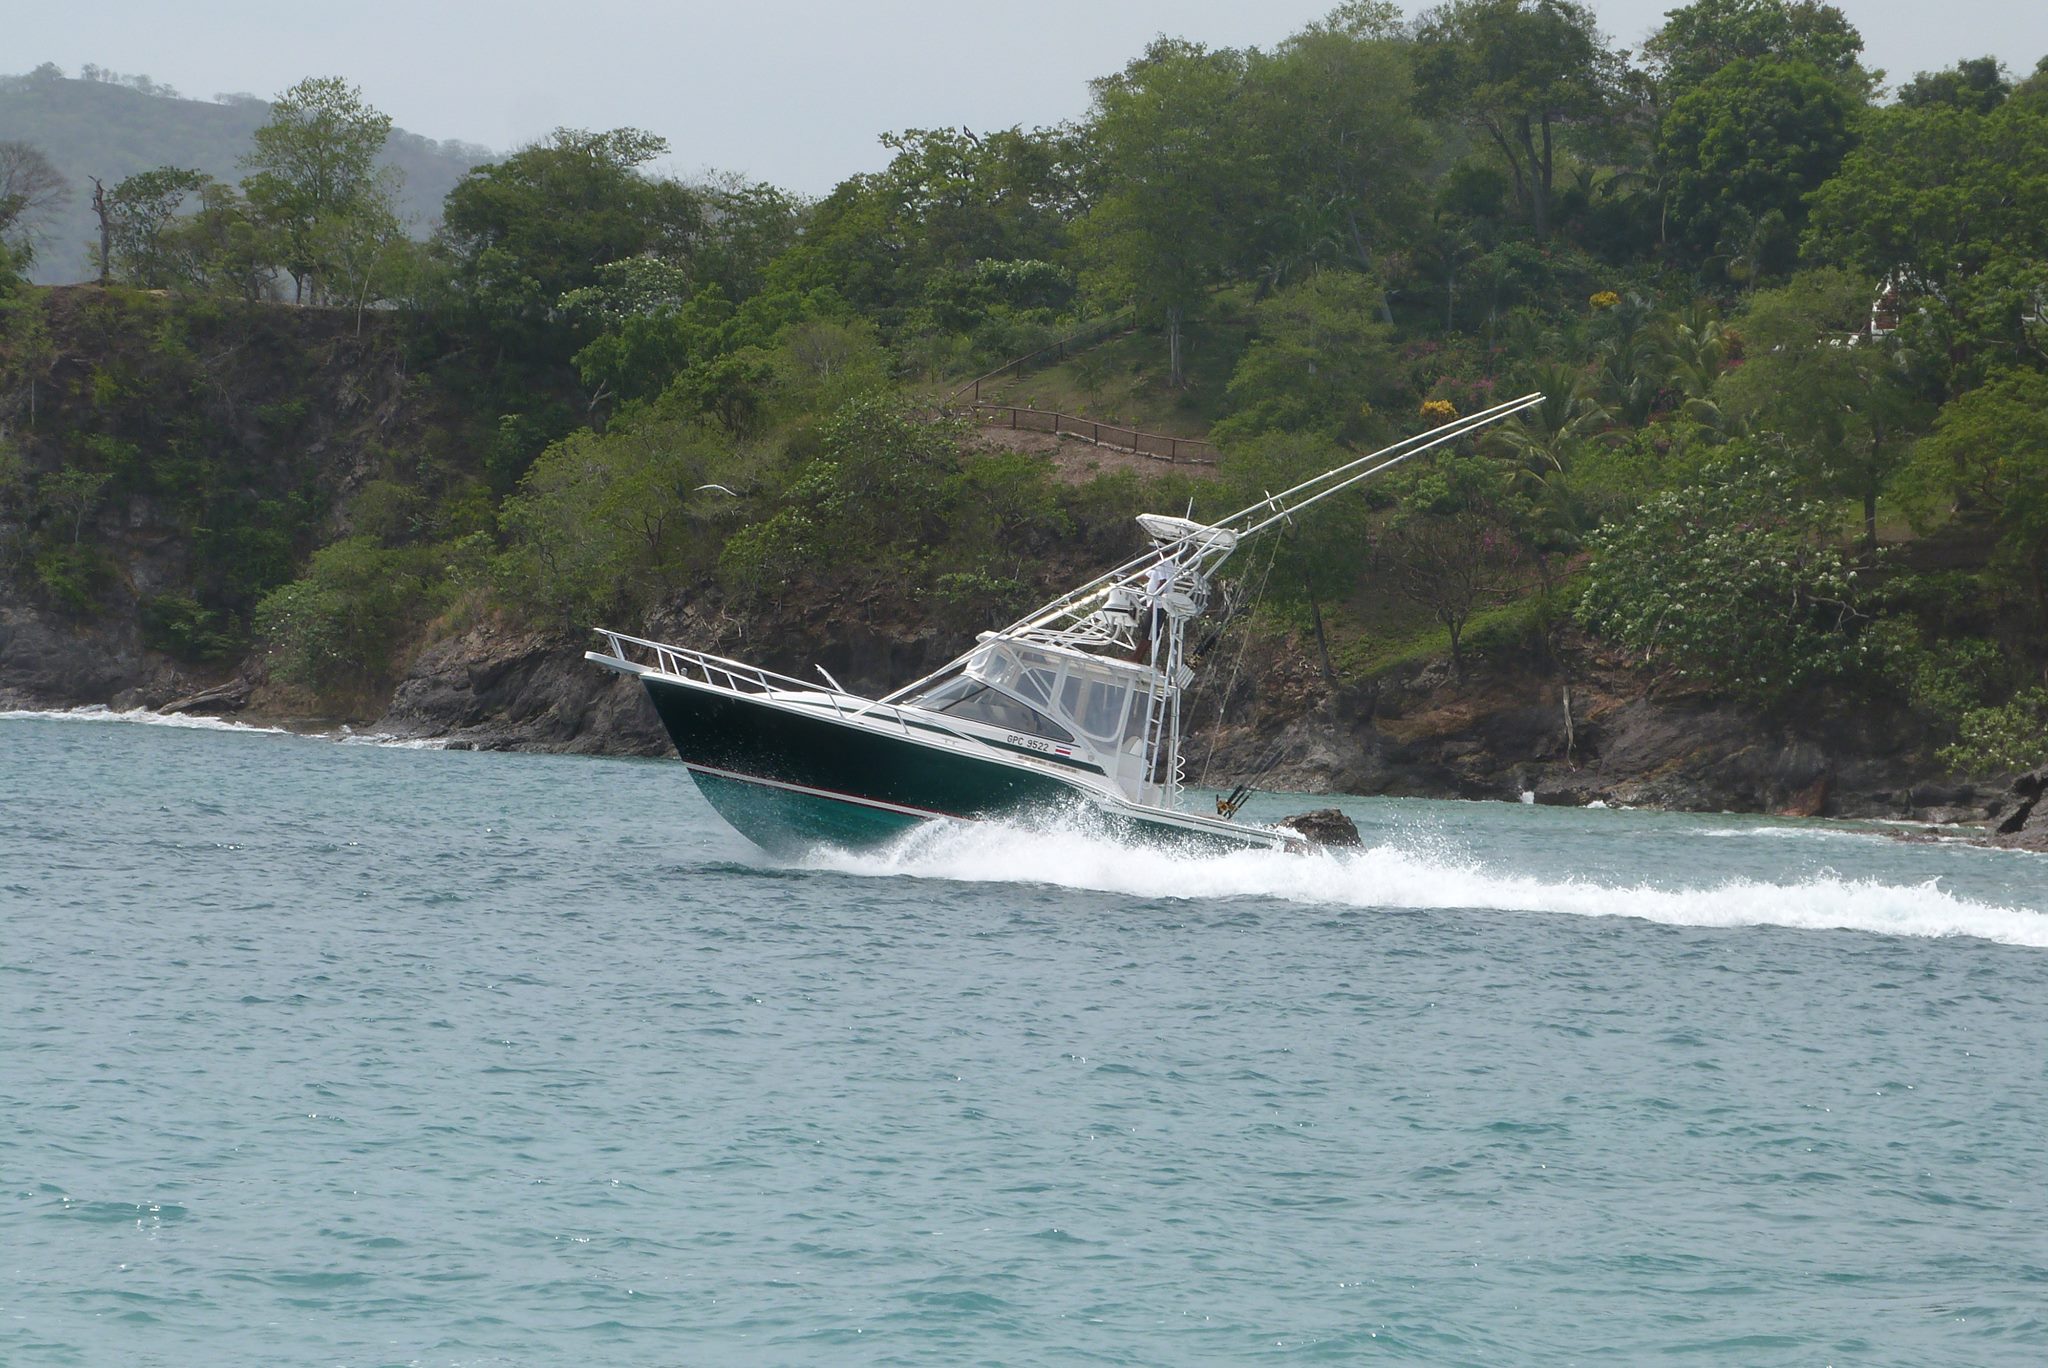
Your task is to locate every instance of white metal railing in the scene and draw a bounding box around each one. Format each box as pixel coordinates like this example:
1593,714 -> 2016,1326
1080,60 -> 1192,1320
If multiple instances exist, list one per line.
592,629 -> 917,737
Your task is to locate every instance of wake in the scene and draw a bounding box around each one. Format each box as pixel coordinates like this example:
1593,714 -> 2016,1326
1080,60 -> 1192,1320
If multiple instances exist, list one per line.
802,818 -> 2048,949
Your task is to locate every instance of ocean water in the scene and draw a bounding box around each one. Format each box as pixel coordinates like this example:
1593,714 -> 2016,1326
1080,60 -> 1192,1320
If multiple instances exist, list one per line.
3,709 -> 2046,1367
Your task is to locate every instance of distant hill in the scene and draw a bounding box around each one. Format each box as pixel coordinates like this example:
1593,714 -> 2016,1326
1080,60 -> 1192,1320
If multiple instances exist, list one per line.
0,64 -> 492,284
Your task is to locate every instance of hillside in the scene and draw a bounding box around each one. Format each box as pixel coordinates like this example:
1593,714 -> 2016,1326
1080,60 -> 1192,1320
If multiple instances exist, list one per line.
2,3 -> 2044,842
0,64 -> 489,284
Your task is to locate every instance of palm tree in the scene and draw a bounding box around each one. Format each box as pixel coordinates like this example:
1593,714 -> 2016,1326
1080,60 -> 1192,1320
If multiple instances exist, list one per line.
1588,291 -> 1666,426
1661,298 -> 1741,437
1491,363 -> 1608,489
1712,206 -> 1788,294
1415,214 -> 1480,332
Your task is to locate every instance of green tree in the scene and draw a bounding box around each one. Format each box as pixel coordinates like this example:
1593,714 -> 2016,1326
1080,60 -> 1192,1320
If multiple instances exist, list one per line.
1213,272 -> 1397,443
720,393 -> 969,592
1804,96 -> 2048,292
1642,0 -> 1869,97
101,167 -> 209,287
439,127 -> 699,361
168,183 -> 276,301
38,465 -> 107,544
497,416 -> 727,623
564,263 -> 731,406
771,124 -> 1082,333
1717,268 -> 1927,554
1078,39 -> 1251,385
241,77 -> 399,304
1657,58 -> 1857,267
0,289 -> 58,426
1413,0 -> 1622,239
1905,368 -> 2048,620
253,537 -> 439,695
1897,57 -> 2010,113
1577,441 -> 1870,702
691,175 -> 803,303
1238,15 -> 1431,307
1384,453 -> 1528,679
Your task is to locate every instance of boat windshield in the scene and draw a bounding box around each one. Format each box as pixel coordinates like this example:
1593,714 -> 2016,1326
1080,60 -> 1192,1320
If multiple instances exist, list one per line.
960,641 -> 1153,747
905,674 -> 1075,742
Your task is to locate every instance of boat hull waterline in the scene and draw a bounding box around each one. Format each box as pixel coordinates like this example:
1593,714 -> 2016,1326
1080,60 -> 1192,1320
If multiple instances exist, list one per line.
638,672 -> 1294,856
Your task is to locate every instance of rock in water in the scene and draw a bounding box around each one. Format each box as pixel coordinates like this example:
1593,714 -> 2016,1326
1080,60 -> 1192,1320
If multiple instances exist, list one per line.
1277,807 -> 1362,848
1992,765 -> 2048,851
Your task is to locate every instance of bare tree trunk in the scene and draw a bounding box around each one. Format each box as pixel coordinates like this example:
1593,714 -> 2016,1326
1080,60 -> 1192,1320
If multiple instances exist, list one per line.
91,177 -> 112,285
1346,210 -> 1395,325
1166,304 -> 1185,388
1306,586 -> 1336,689
1561,681 -> 1576,766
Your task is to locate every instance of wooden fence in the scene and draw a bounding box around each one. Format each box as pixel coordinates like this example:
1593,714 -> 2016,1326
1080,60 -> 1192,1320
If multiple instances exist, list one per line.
972,404 -> 1217,465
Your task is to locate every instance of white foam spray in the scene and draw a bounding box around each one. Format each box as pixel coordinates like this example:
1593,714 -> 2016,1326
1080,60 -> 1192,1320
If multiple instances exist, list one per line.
802,818 -> 2048,949
0,705 -> 444,747
0,704 -> 290,735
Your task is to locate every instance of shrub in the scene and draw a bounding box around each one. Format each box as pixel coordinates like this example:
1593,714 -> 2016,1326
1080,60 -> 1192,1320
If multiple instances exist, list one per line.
254,537 -> 443,694
141,593 -> 243,662
1576,442 -> 1871,703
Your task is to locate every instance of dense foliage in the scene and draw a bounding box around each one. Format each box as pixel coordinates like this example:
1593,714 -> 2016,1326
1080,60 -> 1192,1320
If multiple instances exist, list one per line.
4,5 -> 2046,771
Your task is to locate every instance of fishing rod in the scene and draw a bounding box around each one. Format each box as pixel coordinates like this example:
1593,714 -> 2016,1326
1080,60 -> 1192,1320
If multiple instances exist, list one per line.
1216,743 -> 1291,820
990,393 -> 1544,639
880,392 -> 1545,707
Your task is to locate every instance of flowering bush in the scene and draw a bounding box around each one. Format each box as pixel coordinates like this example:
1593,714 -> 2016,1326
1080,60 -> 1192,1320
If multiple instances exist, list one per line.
1419,397 -> 1459,424
1575,443 -> 1870,703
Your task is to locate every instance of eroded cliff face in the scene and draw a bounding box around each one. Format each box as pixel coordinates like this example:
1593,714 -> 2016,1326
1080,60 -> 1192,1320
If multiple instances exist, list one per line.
368,589 -> 972,754
1180,627 -> 2020,830
0,287 -> 467,717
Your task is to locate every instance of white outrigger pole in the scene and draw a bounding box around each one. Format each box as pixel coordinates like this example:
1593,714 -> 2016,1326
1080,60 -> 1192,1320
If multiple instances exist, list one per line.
882,392 -> 1546,814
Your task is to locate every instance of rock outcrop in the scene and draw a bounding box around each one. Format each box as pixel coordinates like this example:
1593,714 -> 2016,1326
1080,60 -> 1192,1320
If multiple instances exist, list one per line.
1990,767 -> 2048,851
375,622 -> 669,755
1277,807 -> 1363,848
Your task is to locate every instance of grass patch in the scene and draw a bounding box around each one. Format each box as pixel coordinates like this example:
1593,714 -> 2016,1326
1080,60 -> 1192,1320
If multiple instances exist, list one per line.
960,298 -> 1258,439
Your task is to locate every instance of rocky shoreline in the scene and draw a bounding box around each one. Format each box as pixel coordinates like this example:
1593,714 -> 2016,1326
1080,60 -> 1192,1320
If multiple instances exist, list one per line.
7,592 -> 2042,853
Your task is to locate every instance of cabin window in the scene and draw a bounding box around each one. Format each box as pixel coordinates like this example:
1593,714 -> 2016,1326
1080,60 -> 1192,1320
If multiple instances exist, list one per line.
908,676 -> 1074,742
1060,675 -> 1129,742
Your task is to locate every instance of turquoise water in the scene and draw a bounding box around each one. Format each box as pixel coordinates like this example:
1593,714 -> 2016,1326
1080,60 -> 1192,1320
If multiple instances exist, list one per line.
4,710 -> 2046,1366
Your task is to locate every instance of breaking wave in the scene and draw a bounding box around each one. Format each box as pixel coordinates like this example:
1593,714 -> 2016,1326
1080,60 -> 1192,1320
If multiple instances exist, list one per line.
0,705 -> 444,747
802,818 -> 2048,949
0,703 -> 290,734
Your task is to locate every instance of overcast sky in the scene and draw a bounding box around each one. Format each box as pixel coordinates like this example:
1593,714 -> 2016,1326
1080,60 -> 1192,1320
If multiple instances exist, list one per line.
15,1 -> 2048,194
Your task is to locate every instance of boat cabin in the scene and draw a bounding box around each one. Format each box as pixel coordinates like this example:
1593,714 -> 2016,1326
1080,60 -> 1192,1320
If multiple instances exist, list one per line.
903,638 -> 1164,798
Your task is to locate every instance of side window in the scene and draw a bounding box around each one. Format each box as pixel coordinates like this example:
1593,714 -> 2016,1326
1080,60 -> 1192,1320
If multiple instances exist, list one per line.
1060,676 -> 1129,741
